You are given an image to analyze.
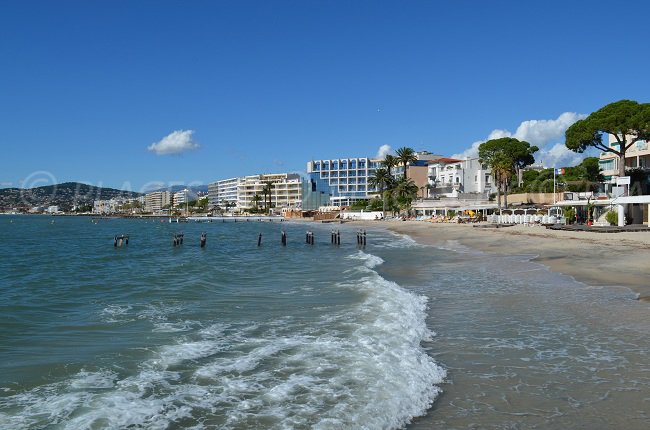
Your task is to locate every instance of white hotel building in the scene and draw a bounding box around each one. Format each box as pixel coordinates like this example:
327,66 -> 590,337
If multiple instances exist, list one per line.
306,157 -> 383,206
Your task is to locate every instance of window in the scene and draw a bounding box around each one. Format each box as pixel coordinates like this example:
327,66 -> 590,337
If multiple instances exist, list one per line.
485,174 -> 491,184
350,160 -> 357,169
599,159 -> 615,171
359,160 -> 366,168
332,161 -> 339,170
474,175 -> 478,183
313,162 -> 320,171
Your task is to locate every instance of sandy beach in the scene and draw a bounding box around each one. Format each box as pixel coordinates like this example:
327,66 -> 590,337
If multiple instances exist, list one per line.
371,221 -> 650,301
362,220 -> 650,428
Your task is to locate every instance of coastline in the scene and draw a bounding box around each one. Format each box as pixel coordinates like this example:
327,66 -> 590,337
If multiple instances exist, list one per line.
365,221 -> 650,301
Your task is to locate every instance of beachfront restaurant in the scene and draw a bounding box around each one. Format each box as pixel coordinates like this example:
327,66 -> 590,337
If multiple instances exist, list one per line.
553,192 -> 650,226
412,200 -> 499,220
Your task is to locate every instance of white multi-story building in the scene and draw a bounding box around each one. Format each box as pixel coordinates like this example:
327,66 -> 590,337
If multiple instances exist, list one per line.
209,173 -> 315,211
427,157 -> 493,198
144,191 -> 171,213
208,177 -> 239,209
237,173 -> 303,209
599,134 -> 650,182
306,157 -> 384,206
172,189 -> 198,207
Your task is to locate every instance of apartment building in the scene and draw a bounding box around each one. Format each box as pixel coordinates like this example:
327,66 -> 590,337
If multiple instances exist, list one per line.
172,189 -> 197,207
236,173 -> 303,209
208,173 -> 329,211
144,191 -> 171,213
208,177 -> 239,209
599,134 -> 650,182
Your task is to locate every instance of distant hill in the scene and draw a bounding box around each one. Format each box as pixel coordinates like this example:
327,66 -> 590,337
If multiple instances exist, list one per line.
0,182 -> 142,210
144,184 -> 209,194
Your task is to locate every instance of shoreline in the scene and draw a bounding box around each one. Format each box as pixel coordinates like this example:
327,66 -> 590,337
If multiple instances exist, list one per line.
362,221 -> 650,301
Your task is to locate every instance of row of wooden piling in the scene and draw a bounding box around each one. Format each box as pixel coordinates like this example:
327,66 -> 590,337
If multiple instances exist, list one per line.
113,230 -> 368,248
172,233 -> 184,246
114,235 -> 129,247
113,234 -> 129,248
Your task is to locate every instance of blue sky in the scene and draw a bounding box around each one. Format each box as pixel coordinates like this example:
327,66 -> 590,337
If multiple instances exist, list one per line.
2,0 -> 649,192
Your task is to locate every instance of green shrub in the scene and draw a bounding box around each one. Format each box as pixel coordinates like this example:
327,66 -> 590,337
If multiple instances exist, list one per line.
605,210 -> 618,226
563,206 -> 576,224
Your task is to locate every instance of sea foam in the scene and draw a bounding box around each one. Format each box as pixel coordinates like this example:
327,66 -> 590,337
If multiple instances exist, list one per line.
1,222 -> 444,430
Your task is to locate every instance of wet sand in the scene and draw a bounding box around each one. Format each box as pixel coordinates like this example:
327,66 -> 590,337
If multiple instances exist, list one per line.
372,221 -> 650,300
365,221 -> 650,429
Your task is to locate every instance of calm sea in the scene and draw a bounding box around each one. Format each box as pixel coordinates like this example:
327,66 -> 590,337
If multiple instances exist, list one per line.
2,216 -> 650,429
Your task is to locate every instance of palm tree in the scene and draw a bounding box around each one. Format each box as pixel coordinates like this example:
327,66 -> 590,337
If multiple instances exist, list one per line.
251,193 -> 261,211
491,155 -> 512,209
393,177 -> 419,216
479,137 -> 538,210
368,167 -> 395,218
262,181 -> 274,211
382,154 -> 398,177
395,147 -> 418,179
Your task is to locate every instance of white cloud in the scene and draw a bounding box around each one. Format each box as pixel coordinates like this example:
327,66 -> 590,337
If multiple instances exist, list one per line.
487,129 -> 512,140
376,144 -> 392,159
452,140 -> 483,160
511,112 -> 586,147
452,112 -> 588,167
148,130 -> 199,155
536,143 -> 599,169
